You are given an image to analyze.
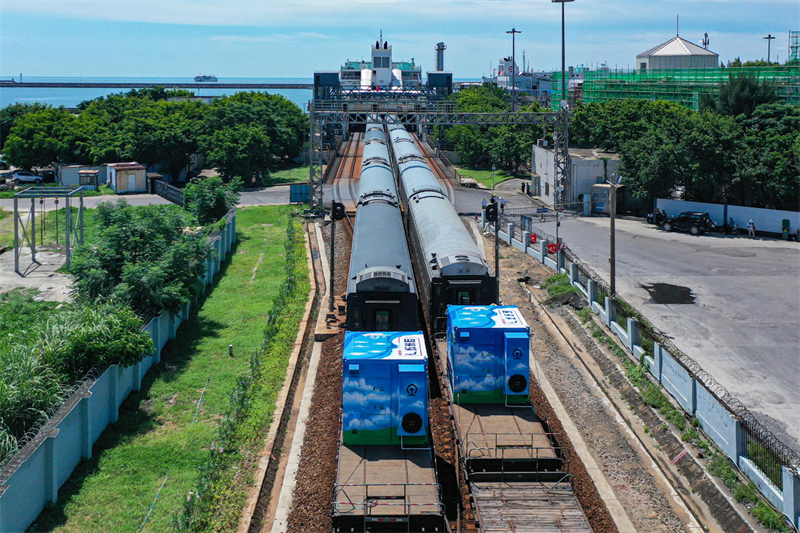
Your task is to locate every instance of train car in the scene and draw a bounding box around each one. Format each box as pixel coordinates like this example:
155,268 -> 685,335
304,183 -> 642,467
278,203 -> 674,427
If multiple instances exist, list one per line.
388,125 -> 497,331
438,305 -> 591,532
334,331 -> 447,532
445,305 -> 530,405
346,124 -> 419,331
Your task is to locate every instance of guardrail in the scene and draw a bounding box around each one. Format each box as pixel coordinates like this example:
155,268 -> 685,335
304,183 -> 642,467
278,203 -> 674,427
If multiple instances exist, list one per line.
0,212 -> 237,533
423,137 -> 465,185
481,212 -> 800,530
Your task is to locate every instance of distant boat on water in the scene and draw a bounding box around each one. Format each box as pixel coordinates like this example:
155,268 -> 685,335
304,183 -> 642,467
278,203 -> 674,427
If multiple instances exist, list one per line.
194,74 -> 218,82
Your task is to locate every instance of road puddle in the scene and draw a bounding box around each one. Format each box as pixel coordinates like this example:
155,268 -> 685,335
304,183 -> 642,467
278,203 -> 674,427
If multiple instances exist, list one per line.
641,283 -> 696,304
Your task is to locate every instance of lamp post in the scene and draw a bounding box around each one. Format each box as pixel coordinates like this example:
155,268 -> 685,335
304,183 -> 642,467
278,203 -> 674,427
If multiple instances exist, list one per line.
763,34 -> 776,63
552,0 -> 574,107
552,0 -> 574,253
491,164 -> 496,190
506,28 -> 521,111
607,173 -> 622,296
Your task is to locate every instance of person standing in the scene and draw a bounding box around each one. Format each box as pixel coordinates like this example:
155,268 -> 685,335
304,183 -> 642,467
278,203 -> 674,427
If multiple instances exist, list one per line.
748,219 -> 756,238
500,197 -> 506,213
481,198 -> 488,210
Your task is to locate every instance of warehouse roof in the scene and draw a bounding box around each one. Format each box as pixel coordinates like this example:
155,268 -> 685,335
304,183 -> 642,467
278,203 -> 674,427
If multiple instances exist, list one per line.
637,36 -> 718,58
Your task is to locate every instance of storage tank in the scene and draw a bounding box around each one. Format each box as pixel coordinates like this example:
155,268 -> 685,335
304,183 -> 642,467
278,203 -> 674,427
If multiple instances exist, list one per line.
446,306 -> 530,404
342,331 -> 429,445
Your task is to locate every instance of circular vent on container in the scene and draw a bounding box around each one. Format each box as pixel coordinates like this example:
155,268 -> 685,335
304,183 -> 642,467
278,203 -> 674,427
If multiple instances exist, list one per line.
402,413 -> 423,434
508,374 -> 527,393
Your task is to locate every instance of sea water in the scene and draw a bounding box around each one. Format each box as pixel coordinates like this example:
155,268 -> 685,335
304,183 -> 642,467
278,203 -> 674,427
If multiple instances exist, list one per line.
0,76 -> 313,112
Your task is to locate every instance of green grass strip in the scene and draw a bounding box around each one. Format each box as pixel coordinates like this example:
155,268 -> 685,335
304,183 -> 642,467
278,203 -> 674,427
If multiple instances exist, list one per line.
30,205 -> 304,533
454,167 -> 524,189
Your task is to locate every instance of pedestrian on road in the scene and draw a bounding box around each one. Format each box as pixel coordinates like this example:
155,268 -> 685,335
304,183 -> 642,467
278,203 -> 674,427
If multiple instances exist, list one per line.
521,183 -> 525,194
729,217 -> 736,234
481,198 -> 487,210
500,197 -> 506,213
748,219 -> 756,238
526,183 -> 531,196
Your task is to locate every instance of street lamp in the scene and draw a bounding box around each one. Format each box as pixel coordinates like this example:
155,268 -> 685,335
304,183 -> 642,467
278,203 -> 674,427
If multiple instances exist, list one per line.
551,0 -> 575,108
763,34 -> 776,63
607,172 -> 623,296
491,164 -> 496,190
506,28 -> 521,111
552,0 -> 574,256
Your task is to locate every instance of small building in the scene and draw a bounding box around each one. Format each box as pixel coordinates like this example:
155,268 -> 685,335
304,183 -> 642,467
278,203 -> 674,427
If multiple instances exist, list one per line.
636,36 -> 718,70
58,164 -> 107,189
107,162 -> 147,193
531,144 -> 621,208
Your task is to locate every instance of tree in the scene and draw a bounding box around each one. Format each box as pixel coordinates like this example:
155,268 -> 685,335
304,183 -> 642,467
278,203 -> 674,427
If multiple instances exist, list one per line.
201,92 -> 306,181
699,73 -> 778,118
185,176 -> 243,225
0,102 -> 51,150
3,107 -> 79,168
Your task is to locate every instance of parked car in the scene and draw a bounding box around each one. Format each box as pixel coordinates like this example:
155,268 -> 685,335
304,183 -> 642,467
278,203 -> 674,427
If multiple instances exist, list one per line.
662,212 -> 715,235
11,170 -> 42,184
0,158 -> 8,170
37,169 -> 56,183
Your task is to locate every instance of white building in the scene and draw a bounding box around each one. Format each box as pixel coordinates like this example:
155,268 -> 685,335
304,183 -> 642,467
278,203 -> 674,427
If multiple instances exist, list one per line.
636,36 -> 718,70
107,162 -> 147,193
531,144 -> 621,208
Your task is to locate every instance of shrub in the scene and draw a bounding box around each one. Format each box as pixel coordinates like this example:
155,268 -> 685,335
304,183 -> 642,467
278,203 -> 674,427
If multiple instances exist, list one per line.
185,176 -> 242,225
69,201 -> 212,315
752,500 -> 790,532
734,481 -> 758,505
708,453 -> 739,489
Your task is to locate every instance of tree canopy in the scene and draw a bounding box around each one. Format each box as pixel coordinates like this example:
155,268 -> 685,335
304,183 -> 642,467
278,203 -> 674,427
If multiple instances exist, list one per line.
1,88 -> 305,183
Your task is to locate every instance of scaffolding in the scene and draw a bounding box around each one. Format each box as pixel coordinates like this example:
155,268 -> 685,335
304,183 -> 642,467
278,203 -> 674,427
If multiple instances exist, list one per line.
552,65 -> 800,110
790,30 -> 799,63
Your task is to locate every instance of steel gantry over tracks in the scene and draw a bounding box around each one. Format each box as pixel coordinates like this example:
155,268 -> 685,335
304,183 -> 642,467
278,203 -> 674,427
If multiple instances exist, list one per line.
307,100 -> 571,212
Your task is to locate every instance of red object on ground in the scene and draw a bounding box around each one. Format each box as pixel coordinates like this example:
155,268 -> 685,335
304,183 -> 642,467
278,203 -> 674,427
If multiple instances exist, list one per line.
530,234 -> 538,244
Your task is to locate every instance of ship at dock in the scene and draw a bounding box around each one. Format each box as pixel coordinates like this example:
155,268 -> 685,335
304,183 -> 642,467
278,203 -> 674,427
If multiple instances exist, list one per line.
338,33 -> 422,90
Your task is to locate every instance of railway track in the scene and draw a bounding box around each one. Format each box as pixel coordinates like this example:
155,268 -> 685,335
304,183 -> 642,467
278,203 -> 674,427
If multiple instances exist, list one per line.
331,132 -> 363,229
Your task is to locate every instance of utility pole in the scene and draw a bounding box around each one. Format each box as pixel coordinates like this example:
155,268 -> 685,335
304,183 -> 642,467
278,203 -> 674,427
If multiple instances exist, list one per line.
607,174 -> 622,296
506,28 -> 521,112
764,34 -> 776,63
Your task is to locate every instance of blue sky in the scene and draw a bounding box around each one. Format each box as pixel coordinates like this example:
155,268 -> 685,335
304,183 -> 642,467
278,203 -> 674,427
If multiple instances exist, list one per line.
1,0 -> 797,78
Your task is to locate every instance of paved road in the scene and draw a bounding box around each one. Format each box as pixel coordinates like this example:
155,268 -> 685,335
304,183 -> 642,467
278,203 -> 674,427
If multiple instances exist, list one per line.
520,214 -> 800,452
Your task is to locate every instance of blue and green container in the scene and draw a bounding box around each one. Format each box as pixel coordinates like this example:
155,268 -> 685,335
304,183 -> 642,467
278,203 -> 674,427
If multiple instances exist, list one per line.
446,305 -> 531,405
342,331 -> 429,445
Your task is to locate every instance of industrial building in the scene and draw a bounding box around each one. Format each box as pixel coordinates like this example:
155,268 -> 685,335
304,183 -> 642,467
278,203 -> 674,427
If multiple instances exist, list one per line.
482,56 -> 553,107
551,33 -> 800,110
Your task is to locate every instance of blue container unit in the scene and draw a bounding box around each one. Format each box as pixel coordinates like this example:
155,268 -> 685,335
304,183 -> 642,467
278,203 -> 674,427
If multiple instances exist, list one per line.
342,331 -> 430,446
446,306 -> 531,405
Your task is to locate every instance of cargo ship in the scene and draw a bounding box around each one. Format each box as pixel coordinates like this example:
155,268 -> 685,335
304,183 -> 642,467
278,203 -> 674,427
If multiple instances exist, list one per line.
194,74 -> 218,82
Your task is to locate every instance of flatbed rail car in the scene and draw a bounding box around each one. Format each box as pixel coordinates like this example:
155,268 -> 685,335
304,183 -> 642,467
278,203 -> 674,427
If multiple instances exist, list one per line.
440,306 -> 592,533
387,125 -> 497,332
334,331 -> 449,532
346,123 -> 419,332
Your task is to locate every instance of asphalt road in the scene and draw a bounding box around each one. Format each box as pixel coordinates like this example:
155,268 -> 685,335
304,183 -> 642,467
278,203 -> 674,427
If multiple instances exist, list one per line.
517,214 -> 800,452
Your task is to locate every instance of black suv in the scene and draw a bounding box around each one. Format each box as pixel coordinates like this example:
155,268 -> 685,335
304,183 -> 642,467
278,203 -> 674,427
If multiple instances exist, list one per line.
662,212 -> 715,235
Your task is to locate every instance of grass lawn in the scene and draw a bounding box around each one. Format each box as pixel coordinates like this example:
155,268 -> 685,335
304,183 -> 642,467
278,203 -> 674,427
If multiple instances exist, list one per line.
0,207 -> 102,249
30,205 -> 307,533
456,167 -> 525,189
265,164 -> 308,185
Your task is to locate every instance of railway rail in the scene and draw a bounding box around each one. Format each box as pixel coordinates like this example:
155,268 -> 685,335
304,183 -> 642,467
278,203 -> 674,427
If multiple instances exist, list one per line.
331,133 -> 363,230
414,135 -> 455,204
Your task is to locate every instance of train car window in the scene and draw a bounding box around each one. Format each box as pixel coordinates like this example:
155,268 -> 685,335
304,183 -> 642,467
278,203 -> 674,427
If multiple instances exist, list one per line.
374,310 -> 390,331
457,290 -> 473,305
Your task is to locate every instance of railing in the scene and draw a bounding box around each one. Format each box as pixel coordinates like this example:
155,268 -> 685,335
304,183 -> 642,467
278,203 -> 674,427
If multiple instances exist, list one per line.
424,137 -> 465,185
333,482 -> 446,517
153,180 -> 184,206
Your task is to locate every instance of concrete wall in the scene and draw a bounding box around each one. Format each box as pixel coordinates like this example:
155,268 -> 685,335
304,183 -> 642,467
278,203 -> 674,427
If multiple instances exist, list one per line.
0,216 -> 237,533
656,198 -> 800,235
